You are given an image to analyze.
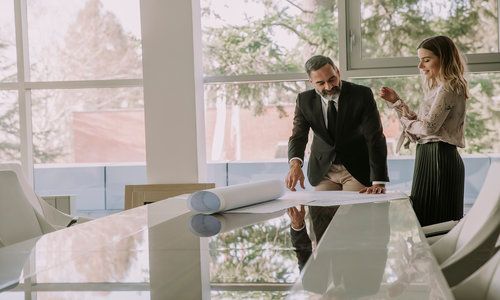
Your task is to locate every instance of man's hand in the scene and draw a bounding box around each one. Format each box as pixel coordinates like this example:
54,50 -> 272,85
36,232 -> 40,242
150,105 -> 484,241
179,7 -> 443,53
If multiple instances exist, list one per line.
359,184 -> 386,194
287,205 -> 306,230
285,161 -> 305,191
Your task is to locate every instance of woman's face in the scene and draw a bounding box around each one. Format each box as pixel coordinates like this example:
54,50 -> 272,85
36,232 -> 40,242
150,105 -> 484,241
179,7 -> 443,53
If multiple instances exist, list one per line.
417,48 -> 440,80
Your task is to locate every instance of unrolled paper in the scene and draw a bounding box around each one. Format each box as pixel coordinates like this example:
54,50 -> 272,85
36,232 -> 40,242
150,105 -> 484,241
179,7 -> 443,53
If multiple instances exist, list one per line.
186,180 -> 285,214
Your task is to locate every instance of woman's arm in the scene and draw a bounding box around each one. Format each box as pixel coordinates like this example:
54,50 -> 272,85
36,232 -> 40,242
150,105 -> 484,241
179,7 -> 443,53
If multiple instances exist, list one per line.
402,88 -> 455,136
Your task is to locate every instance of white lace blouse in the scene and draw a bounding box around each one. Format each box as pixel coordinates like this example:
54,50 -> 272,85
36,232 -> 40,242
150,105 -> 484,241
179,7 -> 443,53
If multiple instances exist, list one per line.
391,85 -> 466,150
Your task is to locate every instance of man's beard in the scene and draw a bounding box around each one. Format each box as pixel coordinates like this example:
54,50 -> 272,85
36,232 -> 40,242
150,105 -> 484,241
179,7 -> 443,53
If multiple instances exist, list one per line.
320,86 -> 341,100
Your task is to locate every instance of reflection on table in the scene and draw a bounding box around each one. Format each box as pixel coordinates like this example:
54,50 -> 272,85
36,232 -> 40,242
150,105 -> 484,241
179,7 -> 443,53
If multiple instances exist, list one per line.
0,196 -> 453,299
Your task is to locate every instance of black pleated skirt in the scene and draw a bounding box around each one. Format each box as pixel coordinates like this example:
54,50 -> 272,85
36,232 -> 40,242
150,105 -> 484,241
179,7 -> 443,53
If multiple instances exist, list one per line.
410,142 -> 464,226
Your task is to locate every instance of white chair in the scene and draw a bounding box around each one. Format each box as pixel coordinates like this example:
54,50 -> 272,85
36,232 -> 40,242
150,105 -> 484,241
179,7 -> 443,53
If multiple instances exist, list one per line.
0,168 -> 55,246
430,162 -> 500,286
451,236 -> 500,300
423,220 -> 459,244
0,164 -> 91,230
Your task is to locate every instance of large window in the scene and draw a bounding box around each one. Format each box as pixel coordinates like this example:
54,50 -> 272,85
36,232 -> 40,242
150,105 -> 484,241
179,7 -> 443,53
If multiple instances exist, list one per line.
201,0 -> 338,161
202,0 -> 500,161
0,0 -> 144,175
346,0 -> 500,73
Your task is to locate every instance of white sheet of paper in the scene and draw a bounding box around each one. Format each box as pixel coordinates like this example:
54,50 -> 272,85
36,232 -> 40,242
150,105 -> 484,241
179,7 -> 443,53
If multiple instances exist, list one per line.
279,191 -> 408,206
226,198 -> 309,213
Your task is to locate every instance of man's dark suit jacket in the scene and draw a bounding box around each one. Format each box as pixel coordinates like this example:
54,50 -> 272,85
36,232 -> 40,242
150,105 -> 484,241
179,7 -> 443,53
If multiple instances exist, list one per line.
288,80 -> 389,187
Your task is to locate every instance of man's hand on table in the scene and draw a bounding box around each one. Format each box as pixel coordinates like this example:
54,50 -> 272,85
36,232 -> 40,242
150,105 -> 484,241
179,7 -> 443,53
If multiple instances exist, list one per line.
285,160 -> 305,191
359,184 -> 386,194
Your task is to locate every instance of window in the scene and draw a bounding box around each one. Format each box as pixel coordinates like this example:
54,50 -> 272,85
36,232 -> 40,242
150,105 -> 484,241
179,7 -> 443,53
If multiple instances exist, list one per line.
0,0 -> 144,171
201,0 -> 338,161
346,0 -> 500,73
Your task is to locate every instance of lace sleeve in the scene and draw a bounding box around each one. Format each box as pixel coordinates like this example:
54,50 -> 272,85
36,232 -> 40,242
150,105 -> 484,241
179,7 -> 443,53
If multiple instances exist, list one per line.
401,88 -> 455,136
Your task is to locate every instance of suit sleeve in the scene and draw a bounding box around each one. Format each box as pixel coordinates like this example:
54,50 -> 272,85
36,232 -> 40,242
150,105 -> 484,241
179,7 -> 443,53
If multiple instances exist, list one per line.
361,88 -> 389,182
288,95 -> 310,161
290,226 -> 312,271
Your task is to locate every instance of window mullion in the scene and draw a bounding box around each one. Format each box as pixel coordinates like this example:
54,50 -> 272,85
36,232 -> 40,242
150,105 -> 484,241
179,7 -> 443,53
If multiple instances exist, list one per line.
14,0 -> 34,184
346,0 -> 362,72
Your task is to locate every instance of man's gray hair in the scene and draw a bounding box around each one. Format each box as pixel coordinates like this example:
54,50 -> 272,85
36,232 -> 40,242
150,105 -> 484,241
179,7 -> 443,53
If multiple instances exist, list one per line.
305,55 -> 337,75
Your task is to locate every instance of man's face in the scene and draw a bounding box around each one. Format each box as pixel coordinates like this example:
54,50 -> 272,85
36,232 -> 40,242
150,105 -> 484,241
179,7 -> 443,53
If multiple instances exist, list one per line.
309,64 -> 341,100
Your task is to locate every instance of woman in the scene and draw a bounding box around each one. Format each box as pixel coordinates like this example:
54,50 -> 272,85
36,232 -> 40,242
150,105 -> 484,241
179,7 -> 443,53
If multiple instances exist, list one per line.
379,35 -> 468,226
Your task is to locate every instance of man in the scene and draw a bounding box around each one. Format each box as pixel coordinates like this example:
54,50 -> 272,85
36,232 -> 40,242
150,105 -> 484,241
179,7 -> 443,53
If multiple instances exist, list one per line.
286,55 -> 389,251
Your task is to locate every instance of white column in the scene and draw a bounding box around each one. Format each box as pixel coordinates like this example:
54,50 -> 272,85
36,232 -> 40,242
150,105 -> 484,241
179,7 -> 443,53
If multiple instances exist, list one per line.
140,0 -> 207,183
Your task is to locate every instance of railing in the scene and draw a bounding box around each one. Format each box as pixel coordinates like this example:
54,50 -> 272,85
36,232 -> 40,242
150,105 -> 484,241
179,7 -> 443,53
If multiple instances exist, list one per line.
33,155 -> 500,214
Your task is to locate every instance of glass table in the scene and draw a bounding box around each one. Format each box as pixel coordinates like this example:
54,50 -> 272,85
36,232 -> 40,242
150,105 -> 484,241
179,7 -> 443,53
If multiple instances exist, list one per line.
0,196 -> 453,299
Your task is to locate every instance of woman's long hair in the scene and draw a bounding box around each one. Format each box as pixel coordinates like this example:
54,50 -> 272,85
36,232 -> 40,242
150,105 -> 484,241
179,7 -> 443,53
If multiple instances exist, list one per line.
418,35 -> 469,98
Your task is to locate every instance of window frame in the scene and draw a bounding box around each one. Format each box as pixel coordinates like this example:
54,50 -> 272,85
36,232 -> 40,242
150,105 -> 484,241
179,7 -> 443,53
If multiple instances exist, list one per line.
343,0 -> 500,77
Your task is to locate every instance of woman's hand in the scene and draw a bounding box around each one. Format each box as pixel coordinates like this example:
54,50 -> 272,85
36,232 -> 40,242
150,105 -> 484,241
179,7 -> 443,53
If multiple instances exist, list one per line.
379,87 -> 400,104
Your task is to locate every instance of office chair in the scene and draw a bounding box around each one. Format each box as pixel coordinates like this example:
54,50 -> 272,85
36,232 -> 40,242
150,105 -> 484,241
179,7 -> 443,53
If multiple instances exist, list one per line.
0,168 -> 55,246
430,162 -> 500,286
0,163 -> 91,230
451,235 -> 500,300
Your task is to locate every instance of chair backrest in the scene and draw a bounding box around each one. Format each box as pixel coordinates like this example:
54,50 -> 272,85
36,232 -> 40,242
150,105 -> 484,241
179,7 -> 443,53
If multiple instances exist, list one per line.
124,183 -> 215,210
431,161 -> 500,285
451,236 -> 500,300
457,162 -> 500,249
0,163 -> 90,229
0,163 -> 44,215
0,169 -> 52,246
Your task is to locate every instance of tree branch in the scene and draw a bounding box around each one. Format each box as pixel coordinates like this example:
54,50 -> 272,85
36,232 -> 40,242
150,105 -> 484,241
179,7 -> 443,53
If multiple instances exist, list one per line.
268,22 -> 319,47
285,0 -> 313,14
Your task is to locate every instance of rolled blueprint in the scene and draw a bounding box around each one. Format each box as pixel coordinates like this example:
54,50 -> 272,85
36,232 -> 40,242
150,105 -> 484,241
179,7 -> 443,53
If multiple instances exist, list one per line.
189,210 -> 285,237
187,179 -> 284,214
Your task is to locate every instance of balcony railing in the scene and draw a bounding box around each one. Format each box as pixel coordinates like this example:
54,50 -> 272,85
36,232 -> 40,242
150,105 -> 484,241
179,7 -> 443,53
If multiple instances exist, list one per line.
33,155 -> 500,217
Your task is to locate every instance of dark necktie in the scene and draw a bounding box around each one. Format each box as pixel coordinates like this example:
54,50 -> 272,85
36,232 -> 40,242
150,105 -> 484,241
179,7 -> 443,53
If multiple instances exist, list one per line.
327,100 -> 337,139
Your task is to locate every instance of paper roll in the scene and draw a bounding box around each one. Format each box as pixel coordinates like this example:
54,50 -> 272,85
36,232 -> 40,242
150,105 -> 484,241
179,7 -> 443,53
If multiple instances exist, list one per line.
188,210 -> 285,237
186,180 -> 284,214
